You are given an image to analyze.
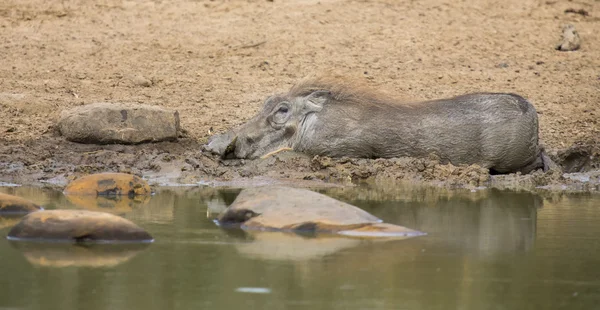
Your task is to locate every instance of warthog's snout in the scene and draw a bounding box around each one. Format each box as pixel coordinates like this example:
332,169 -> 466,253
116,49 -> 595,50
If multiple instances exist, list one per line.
204,129 -> 272,159
204,76 -> 552,174
204,132 -> 236,158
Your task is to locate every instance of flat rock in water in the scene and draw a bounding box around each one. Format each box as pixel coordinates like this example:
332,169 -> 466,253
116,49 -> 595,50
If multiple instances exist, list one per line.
58,102 -> 180,144
64,173 -> 151,197
0,193 -> 43,214
7,210 -> 153,243
217,187 -> 424,238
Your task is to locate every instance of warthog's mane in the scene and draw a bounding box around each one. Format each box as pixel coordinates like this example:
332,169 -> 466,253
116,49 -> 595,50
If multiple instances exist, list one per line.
287,75 -> 409,108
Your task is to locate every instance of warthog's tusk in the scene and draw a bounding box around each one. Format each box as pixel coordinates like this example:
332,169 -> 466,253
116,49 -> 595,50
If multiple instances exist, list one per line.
260,147 -> 293,159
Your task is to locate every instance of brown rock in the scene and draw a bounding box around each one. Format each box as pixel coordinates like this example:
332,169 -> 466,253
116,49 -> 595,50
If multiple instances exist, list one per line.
7,210 -> 153,243
131,75 -> 152,87
217,186 -> 424,238
58,102 -> 180,144
0,192 -> 43,214
64,173 -> 151,197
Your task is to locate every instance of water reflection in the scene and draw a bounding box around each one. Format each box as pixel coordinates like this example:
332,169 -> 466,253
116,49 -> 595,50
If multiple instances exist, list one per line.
0,186 -> 542,258
0,185 -> 598,310
0,215 -> 25,230
65,194 -> 151,215
231,231 -> 364,261
0,186 -> 68,208
324,187 -> 541,256
10,242 -> 150,268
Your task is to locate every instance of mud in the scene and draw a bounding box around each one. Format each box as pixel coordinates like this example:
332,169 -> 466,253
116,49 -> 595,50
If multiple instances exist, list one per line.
1,0 -> 599,193
0,135 -> 598,193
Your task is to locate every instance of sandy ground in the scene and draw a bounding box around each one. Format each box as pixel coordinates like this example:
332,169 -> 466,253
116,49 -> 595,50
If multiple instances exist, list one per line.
1,0 -> 599,191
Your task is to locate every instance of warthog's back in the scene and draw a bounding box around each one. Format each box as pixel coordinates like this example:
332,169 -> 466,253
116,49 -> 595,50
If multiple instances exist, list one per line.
301,92 -> 543,174
417,93 -> 541,173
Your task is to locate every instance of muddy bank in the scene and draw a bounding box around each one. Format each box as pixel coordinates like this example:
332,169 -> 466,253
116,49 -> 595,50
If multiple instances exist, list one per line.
1,136 -> 598,193
1,0 -> 599,194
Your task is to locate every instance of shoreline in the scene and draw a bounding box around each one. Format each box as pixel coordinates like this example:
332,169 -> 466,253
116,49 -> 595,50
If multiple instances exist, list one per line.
2,136 -> 598,194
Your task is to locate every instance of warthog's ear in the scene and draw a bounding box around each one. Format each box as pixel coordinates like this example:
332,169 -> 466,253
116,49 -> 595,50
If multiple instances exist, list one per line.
302,90 -> 330,114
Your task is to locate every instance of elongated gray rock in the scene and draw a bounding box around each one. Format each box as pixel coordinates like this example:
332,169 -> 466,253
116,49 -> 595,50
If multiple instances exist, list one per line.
7,210 -> 153,243
58,102 -> 180,144
217,186 -> 425,238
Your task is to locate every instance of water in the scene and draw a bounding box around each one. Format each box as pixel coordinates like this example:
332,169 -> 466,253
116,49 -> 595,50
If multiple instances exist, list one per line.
0,186 -> 599,310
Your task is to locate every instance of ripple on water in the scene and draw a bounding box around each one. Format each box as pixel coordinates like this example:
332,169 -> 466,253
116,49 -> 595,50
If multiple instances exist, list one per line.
235,287 -> 272,294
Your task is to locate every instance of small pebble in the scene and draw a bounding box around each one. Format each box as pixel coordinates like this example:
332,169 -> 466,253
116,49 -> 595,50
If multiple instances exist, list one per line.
132,75 -> 152,87
556,24 -> 581,51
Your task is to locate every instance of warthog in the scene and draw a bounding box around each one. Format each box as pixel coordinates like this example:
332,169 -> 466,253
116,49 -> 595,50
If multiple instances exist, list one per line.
205,76 -> 551,174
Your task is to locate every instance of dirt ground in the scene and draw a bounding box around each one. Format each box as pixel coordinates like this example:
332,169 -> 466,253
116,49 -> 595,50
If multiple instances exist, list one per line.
1,0 -> 599,191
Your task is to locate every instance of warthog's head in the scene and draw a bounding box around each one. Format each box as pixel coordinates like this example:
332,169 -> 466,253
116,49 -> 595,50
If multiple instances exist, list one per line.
205,90 -> 329,159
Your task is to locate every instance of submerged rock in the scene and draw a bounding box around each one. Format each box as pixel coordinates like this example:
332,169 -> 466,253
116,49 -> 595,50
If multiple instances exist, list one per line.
217,186 -> 424,238
64,173 -> 151,197
7,210 -> 153,243
0,192 -> 43,214
58,102 -> 180,144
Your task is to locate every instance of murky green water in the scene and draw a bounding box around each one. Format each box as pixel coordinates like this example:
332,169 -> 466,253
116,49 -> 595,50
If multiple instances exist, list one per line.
0,186 -> 599,310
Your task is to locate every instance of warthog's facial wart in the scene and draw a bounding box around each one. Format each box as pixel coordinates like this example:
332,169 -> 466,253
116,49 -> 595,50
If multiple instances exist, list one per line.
205,91 -> 327,159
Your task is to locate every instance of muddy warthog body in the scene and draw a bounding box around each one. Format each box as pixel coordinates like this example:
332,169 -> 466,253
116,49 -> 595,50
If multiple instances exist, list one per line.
206,76 -> 549,174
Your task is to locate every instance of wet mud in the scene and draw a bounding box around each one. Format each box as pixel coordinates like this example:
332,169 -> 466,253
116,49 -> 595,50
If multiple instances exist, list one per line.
1,136 -> 598,193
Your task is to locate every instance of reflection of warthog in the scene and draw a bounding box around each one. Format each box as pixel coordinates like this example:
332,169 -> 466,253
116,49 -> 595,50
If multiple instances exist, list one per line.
206,76 -> 551,174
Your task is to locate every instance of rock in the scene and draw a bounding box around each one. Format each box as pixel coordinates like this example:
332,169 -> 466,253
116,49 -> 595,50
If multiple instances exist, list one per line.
7,210 -> 153,243
9,242 -> 149,268
556,24 -> 581,51
0,192 -> 43,214
217,187 -> 425,238
131,75 -> 152,87
64,173 -> 151,197
58,102 -> 180,144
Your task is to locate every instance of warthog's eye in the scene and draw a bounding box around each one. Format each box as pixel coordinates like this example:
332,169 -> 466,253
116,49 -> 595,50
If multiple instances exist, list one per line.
271,103 -> 291,126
